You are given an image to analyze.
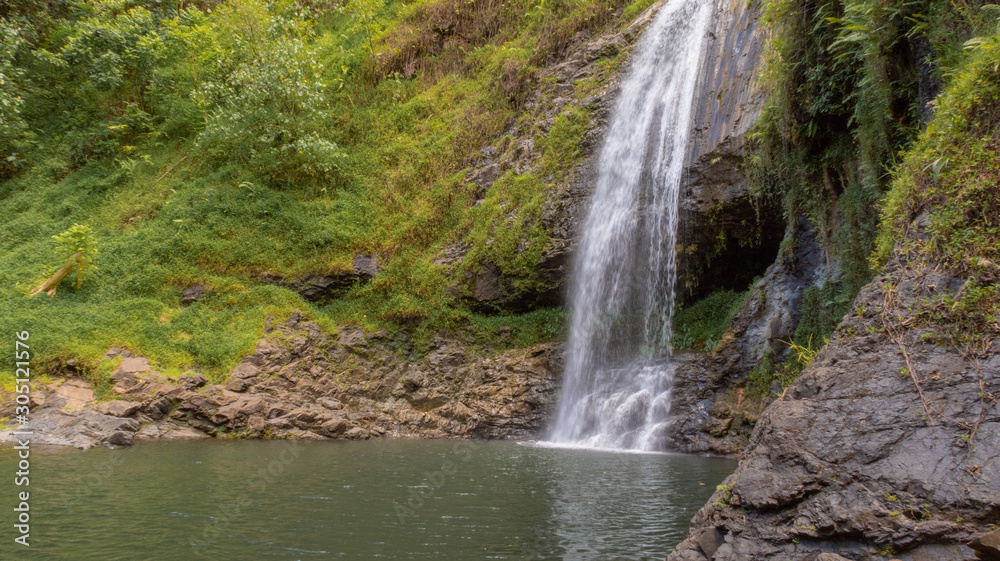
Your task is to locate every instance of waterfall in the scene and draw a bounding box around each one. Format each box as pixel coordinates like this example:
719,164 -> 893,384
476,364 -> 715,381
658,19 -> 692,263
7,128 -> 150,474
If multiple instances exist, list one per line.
547,0 -> 713,451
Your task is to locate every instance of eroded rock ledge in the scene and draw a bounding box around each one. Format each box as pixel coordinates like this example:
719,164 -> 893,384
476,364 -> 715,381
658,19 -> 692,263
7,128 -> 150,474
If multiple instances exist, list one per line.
668,262 -> 1000,561
0,313 -> 563,449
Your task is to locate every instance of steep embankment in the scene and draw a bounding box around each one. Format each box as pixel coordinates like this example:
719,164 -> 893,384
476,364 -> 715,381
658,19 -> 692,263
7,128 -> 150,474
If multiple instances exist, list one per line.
670,23 -> 1000,560
0,0 -> 655,394
0,0 -> 661,426
2,313 -> 562,447
0,0 -> 681,446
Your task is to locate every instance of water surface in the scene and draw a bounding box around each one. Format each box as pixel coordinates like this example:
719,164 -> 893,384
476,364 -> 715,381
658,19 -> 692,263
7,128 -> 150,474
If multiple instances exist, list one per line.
1,439 -> 734,560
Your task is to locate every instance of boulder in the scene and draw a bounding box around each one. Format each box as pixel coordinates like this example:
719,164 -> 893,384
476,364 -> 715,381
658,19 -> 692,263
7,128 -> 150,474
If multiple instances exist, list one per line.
970,529 -> 1000,561
95,400 -> 141,418
181,283 -> 207,305
668,265 -> 1000,560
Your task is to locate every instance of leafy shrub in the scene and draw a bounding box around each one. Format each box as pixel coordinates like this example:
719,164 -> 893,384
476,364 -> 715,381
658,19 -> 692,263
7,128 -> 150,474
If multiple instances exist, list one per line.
172,0 -> 346,184
793,282 -> 852,347
0,20 -> 27,163
672,289 -> 747,351
56,1 -> 164,107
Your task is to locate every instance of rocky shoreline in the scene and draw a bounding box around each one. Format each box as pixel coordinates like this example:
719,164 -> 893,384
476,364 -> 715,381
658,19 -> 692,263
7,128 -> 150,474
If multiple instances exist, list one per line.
0,312 -> 563,449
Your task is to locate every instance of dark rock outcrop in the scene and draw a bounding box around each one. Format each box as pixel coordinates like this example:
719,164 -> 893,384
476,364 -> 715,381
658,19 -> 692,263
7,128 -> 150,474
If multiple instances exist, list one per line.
260,254 -> 380,305
668,261 -> 1000,560
181,283 -> 207,305
677,0 -> 783,301
665,217 -> 828,454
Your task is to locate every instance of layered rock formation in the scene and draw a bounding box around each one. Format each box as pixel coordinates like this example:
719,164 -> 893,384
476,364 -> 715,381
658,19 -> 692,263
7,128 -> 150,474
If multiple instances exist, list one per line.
0,313 -> 562,449
668,257 -> 1000,560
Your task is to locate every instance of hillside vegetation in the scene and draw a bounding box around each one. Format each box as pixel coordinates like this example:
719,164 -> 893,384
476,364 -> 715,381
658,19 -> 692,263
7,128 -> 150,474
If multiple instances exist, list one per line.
738,0 -> 1000,394
0,0 -> 650,386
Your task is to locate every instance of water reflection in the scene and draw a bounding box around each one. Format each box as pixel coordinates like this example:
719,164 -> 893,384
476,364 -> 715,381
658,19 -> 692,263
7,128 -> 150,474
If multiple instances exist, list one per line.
0,439 -> 734,560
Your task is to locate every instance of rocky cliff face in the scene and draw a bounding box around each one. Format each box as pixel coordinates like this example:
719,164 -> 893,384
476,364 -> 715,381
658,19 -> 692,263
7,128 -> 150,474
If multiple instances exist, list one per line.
668,255 -> 1000,560
665,217 -> 830,455
677,0 -> 783,302
456,0 -> 785,312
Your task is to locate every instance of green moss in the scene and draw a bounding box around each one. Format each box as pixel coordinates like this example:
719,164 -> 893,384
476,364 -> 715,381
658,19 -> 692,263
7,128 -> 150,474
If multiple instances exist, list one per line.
537,107 -> 590,176
463,171 -> 552,286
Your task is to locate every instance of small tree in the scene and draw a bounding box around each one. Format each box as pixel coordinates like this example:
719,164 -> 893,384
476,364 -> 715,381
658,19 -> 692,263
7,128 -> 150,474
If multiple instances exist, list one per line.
31,224 -> 99,296
347,0 -> 385,56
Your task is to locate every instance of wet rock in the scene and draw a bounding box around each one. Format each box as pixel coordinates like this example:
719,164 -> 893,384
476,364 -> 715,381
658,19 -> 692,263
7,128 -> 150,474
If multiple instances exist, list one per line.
344,427 -> 370,440
0,408 -> 139,449
665,218 -> 827,455
134,422 -> 209,441
104,431 -> 133,447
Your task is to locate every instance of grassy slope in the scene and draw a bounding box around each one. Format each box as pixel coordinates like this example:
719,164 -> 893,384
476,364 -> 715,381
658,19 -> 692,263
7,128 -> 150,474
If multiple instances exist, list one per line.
0,0 -> 653,390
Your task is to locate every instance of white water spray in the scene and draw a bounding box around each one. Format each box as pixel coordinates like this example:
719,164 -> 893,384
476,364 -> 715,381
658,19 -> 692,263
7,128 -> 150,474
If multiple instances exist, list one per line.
548,0 -> 713,451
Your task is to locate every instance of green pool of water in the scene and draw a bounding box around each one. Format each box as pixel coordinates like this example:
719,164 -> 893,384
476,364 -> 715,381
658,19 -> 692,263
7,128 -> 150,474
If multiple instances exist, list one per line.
0,439 -> 735,560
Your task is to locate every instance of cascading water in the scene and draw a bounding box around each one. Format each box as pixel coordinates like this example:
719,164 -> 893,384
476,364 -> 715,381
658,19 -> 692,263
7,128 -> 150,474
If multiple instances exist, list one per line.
548,0 -> 713,451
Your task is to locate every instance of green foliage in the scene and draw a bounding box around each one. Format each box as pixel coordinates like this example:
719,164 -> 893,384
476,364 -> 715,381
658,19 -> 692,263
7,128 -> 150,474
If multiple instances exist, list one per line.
747,351 -> 775,396
748,0 -> 998,319
462,171 -> 551,293
672,289 -> 748,351
793,282 -> 852,346
746,335 -> 822,397
52,223 -> 99,289
0,20 -> 28,161
469,307 -> 566,349
874,20 -> 1000,336
175,0 -> 345,185
56,0 -> 164,105
713,484 -> 734,507
0,0 -> 658,379
537,107 -> 590,176
346,0 -> 386,55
